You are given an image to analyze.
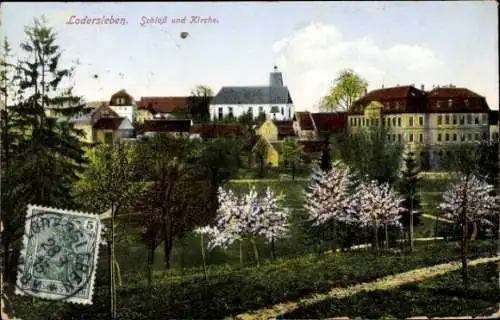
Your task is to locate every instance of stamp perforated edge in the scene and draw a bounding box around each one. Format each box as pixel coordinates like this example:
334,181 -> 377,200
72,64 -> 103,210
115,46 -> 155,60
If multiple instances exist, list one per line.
15,204 -> 104,305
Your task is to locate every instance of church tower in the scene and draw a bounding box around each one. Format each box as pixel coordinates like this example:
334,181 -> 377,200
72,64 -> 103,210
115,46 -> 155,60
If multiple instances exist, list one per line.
269,65 -> 284,87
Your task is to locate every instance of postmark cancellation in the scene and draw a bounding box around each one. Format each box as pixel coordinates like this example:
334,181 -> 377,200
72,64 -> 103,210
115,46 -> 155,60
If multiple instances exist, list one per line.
15,205 -> 103,305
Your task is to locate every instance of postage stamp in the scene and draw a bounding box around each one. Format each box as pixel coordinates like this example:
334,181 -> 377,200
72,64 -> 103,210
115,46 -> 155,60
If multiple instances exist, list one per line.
15,205 -> 103,305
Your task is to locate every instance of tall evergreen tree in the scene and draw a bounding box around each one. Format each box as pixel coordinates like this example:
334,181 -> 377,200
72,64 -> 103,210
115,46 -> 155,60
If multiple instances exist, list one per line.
1,17 -> 87,286
398,152 -> 423,251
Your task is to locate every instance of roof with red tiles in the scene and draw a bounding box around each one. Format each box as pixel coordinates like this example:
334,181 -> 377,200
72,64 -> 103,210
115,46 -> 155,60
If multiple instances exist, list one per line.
273,120 -> 296,137
294,111 -> 315,131
425,87 -> 489,113
143,119 -> 192,133
138,97 -> 191,114
190,123 -> 243,138
350,85 -> 490,115
311,112 -> 347,133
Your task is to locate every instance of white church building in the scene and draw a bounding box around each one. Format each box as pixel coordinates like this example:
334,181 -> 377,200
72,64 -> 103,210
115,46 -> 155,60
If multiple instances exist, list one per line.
210,66 -> 295,121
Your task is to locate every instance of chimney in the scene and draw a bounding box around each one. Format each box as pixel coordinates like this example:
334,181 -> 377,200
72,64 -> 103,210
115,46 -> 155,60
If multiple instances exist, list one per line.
421,84 -> 424,91
381,84 -> 384,88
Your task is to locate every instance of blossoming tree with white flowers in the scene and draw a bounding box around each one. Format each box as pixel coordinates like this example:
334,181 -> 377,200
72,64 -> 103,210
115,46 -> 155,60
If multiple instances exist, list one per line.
439,174 -> 499,287
196,185 -> 290,268
352,180 -> 405,250
303,161 -> 358,252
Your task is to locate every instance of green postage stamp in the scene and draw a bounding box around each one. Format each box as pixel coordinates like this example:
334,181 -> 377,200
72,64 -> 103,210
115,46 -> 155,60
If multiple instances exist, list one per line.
15,205 -> 103,304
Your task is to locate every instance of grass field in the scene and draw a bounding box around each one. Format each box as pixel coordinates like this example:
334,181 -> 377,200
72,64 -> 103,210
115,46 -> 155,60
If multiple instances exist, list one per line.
8,240 -> 496,319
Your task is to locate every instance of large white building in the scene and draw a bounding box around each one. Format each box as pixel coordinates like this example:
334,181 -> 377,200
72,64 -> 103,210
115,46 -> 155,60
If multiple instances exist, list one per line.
210,66 -> 295,121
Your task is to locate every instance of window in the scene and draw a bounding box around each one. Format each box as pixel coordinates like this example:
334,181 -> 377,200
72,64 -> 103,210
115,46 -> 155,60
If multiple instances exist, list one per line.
445,133 -> 450,141
362,118 -> 365,126
288,107 -> 291,119
228,107 -> 234,118
398,134 -> 402,142
395,101 -> 400,109
460,134 -> 465,142
409,133 -> 414,142
437,115 -> 442,125
483,132 -> 488,140
467,133 -> 472,141
448,99 -> 453,107
393,134 -> 396,141
482,114 -> 487,124
218,107 -> 223,120
398,117 -> 401,127
387,118 -> 391,127
459,116 -> 464,125
104,132 -> 114,145
281,107 -> 284,115
437,133 -> 442,142
475,133 -> 480,140
452,133 -> 457,141
259,106 -> 263,114
467,114 -> 472,124
419,133 -> 423,142
371,118 -> 376,126
248,107 -> 253,116
409,117 -> 414,127
494,132 -> 499,141
419,116 -> 423,126
474,117 -> 479,124
464,99 -> 469,107
387,134 -> 391,141
382,118 -> 386,126
436,101 -> 441,108
452,115 -> 457,125
445,115 -> 450,124
392,118 -> 396,127
375,119 -> 379,126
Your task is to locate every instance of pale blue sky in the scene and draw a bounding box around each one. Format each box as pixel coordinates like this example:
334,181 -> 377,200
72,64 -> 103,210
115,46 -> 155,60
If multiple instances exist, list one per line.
2,1 -> 498,110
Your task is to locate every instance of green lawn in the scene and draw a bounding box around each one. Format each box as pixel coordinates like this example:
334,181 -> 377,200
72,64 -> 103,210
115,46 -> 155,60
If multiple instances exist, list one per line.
8,240 -> 496,320
280,260 -> 499,319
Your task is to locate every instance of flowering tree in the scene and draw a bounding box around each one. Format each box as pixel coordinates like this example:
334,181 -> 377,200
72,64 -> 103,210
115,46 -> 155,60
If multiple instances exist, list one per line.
439,175 -> 499,240
352,180 -> 405,250
303,161 -> 358,252
439,174 -> 499,288
199,186 -> 289,267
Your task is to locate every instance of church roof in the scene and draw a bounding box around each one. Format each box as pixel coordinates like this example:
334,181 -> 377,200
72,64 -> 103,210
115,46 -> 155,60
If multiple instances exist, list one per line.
211,86 -> 293,105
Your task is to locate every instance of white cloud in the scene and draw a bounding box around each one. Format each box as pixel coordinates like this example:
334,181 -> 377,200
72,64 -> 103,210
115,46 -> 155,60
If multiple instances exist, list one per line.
273,22 -> 444,111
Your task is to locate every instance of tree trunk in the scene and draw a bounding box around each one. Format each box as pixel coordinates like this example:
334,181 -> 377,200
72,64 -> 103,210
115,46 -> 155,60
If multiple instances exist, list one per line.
259,159 -> 264,178
109,205 -> 117,319
461,220 -> 469,288
409,197 -> 414,253
292,164 -> 296,181
147,243 -> 155,287
470,221 -> 478,241
250,238 -> 260,267
200,234 -> 208,280
270,238 -> 276,261
384,224 -> 389,250
163,233 -> 173,270
239,240 -> 243,267
374,226 -> 380,251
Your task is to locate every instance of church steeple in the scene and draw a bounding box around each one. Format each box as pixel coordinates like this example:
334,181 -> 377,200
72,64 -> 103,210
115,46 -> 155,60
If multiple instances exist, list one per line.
269,65 -> 283,87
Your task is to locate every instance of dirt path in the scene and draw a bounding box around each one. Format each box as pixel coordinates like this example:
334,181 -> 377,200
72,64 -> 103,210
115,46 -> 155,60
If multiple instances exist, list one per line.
232,256 -> 500,320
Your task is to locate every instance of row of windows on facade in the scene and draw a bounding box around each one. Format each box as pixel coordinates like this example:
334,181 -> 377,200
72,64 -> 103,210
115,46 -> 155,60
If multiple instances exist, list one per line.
349,114 -> 488,127
384,132 -> 490,144
217,106 -> 290,119
381,99 -> 469,109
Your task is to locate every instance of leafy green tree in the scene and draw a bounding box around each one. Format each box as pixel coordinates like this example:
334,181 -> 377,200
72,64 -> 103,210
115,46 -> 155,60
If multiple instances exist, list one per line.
73,143 -> 146,319
337,125 -> 404,185
1,19 -> 87,288
253,138 -> 268,178
281,139 -> 304,181
319,69 -> 368,112
188,85 -> 213,123
398,152 -> 423,252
